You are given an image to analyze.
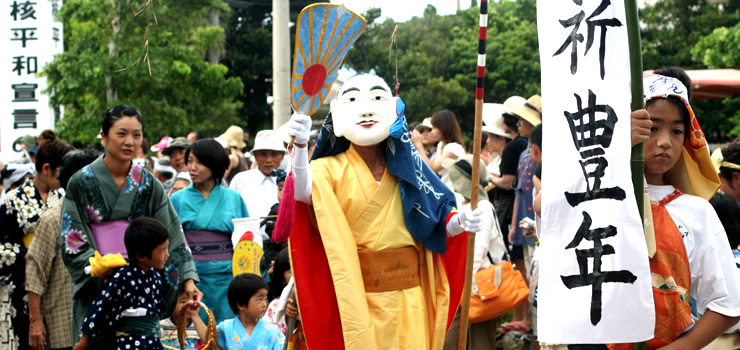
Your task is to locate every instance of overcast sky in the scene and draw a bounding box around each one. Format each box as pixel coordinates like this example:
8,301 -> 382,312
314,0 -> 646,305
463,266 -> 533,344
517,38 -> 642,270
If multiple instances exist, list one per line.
331,0 -> 473,23
331,1 -> 474,80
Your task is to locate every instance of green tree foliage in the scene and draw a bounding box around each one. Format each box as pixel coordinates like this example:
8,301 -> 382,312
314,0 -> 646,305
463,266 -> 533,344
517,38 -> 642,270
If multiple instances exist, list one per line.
45,0 -> 244,146
692,22 -> 740,69
639,0 -> 740,142
691,22 -> 740,139
222,0 -> 320,135
345,0 -> 540,138
640,0 -> 739,70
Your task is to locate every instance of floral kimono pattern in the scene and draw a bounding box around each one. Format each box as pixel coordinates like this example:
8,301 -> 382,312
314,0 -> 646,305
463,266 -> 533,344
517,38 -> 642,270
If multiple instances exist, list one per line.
60,156 -> 198,346
1,177 -> 63,350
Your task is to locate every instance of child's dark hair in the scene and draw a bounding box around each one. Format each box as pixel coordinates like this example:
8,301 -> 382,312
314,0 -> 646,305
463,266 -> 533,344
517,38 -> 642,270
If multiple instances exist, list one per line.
269,248 -> 291,301
719,141 -> 740,184
102,105 -> 144,136
124,217 -> 169,264
185,139 -> 229,185
228,273 -> 268,314
59,148 -> 102,189
529,124 -> 542,150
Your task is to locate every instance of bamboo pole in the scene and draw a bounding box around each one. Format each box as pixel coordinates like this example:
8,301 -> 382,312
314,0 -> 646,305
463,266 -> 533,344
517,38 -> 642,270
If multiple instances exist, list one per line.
624,0 -> 647,349
458,1 -> 488,348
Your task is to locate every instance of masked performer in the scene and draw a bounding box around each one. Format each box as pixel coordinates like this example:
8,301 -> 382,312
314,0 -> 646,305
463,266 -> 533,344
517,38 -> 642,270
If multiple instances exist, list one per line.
284,74 -> 482,350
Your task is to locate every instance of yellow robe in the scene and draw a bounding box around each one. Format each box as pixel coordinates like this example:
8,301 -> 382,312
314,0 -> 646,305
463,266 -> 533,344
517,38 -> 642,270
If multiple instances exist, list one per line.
308,145 -> 451,350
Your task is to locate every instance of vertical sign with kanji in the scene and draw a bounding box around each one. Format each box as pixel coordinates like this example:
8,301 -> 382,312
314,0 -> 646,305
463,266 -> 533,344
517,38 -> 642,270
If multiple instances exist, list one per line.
1,0 -> 64,160
537,0 -> 654,343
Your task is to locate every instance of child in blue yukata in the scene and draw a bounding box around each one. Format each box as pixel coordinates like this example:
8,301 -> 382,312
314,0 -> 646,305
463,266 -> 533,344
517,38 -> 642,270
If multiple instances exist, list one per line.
216,273 -> 285,350
74,217 -> 170,350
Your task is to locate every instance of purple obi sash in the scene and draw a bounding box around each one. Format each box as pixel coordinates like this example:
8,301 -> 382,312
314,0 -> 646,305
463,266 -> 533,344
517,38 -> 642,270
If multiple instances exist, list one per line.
90,220 -> 131,258
184,230 -> 233,261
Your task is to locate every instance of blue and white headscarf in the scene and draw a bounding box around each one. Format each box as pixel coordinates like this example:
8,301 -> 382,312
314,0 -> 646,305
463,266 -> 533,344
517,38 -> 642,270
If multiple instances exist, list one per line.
311,98 -> 457,254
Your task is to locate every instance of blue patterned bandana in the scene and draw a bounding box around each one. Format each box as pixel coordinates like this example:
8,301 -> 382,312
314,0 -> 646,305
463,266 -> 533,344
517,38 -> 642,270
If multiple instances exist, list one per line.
311,98 -> 457,253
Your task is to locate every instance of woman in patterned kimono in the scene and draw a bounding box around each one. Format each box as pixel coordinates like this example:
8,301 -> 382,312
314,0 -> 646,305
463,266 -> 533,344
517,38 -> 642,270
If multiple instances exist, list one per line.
170,139 -> 249,322
0,131 -> 73,350
60,105 -> 200,349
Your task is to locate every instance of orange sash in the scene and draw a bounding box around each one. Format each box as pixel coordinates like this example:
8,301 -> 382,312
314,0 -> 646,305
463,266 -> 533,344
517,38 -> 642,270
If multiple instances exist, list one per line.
609,189 -> 692,350
646,189 -> 693,349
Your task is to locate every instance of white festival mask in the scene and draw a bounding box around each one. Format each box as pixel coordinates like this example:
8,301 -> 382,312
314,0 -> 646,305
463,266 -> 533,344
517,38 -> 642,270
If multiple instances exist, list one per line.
330,74 -> 397,146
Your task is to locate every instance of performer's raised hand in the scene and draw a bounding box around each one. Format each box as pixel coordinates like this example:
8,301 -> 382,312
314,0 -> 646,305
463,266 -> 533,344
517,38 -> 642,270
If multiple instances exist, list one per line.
286,112 -> 312,147
286,112 -> 313,203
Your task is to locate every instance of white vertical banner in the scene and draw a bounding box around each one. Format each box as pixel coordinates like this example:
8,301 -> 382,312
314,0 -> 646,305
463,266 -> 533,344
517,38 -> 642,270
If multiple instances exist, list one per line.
537,0 -> 654,344
1,0 -> 63,162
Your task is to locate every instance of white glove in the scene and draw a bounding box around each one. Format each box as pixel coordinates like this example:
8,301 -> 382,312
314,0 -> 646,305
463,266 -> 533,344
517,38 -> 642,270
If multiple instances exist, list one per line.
447,206 -> 484,236
285,113 -> 311,145
459,206 -> 483,233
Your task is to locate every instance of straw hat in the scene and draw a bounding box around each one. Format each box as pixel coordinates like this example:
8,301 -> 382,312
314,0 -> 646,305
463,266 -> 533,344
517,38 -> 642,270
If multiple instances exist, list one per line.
442,155 -> 488,201
252,130 -> 287,153
482,117 -> 511,139
502,96 -> 527,111
218,125 -> 247,149
506,94 -> 542,126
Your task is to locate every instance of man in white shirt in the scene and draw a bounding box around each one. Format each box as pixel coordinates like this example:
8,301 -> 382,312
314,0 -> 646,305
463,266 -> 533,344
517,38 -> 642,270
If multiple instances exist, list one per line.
229,129 -> 287,221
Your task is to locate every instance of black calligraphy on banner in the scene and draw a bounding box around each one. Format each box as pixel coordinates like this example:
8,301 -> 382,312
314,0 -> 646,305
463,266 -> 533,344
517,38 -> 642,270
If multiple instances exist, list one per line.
12,56 -> 38,76
563,89 -> 626,206
11,27 -> 38,48
53,27 -> 60,47
13,109 -> 38,128
10,0 -> 36,21
51,0 -> 59,17
553,0 -> 622,79
561,211 -> 637,325
12,83 -> 38,102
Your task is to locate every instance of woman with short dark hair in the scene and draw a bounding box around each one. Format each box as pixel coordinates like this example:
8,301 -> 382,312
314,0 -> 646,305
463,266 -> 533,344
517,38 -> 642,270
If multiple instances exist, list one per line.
170,139 -> 249,322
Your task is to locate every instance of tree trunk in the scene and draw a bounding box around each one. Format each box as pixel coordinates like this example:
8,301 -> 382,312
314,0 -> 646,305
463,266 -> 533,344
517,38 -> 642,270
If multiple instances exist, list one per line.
106,0 -> 120,102
208,10 -> 220,65
272,0 -> 290,128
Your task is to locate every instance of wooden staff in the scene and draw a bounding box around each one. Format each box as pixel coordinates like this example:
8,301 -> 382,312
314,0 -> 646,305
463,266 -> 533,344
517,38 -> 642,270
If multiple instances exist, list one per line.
625,1 -> 648,349
458,1 -> 488,348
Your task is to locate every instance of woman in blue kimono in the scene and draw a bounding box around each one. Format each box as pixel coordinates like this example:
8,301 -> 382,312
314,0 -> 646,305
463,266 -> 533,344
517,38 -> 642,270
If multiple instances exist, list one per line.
60,105 -> 200,349
170,139 -> 249,322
